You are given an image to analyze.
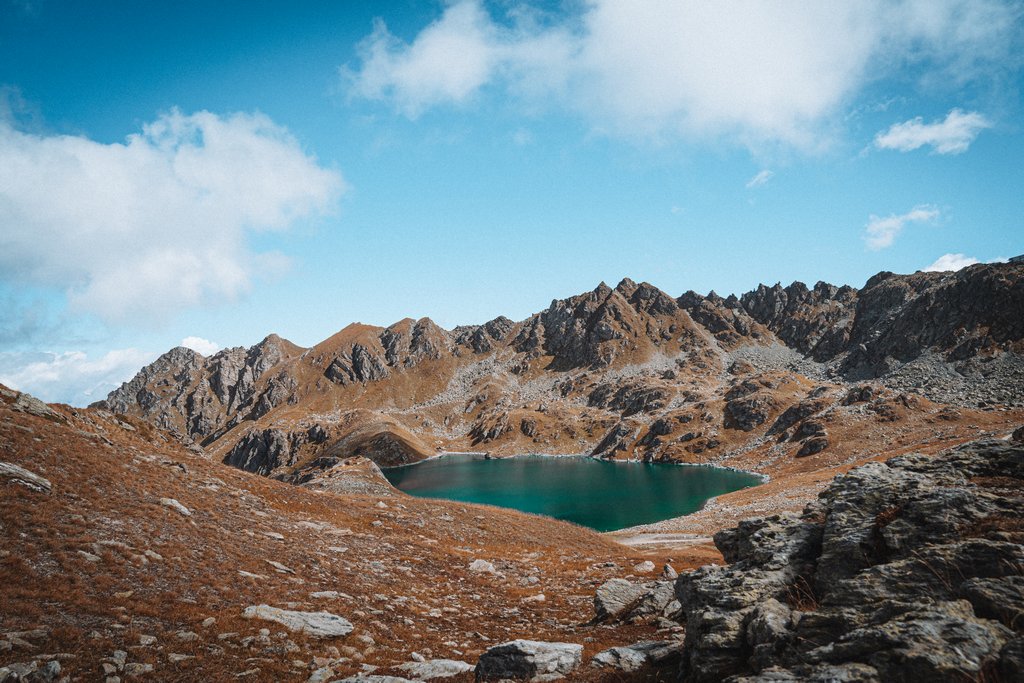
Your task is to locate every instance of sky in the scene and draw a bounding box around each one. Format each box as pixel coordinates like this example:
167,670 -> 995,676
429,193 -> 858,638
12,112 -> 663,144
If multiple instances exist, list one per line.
0,0 -> 1022,405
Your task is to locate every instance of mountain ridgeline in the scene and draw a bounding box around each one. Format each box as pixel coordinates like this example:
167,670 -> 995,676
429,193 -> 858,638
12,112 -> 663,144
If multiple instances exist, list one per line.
98,262 -> 1024,484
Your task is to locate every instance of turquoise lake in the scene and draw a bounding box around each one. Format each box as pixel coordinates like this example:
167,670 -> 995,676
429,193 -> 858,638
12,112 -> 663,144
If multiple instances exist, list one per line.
382,454 -> 762,532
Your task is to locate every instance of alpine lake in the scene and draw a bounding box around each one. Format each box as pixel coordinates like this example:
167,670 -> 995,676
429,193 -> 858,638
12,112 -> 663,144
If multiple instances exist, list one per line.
382,454 -> 763,532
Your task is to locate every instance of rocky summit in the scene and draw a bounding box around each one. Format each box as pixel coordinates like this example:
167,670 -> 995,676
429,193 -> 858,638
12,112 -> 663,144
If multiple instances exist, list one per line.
2,261 -> 1024,682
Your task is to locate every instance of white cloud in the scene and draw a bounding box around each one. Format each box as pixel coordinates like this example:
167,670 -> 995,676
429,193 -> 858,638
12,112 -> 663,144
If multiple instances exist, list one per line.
874,109 -> 992,154
345,3 -> 501,117
864,205 -> 940,250
0,110 -> 344,323
923,253 -> 980,271
0,348 -> 157,406
345,0 -> 1021,148
746,170 -> 774,188
180,336 -> 221,356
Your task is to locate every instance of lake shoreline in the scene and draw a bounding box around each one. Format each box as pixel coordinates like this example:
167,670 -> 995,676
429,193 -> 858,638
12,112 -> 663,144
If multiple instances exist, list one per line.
381,452 -> 764,533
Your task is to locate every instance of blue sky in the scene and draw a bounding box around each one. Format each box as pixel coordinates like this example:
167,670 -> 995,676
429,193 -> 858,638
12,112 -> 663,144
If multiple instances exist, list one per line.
1,0 -> 1022,405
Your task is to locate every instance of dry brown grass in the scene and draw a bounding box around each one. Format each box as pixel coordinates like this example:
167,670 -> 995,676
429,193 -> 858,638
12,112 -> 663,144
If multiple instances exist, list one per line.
0,400 -> 677,681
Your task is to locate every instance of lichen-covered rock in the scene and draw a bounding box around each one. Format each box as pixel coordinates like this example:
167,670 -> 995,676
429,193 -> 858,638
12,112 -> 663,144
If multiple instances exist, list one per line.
673,438 -> 1024,682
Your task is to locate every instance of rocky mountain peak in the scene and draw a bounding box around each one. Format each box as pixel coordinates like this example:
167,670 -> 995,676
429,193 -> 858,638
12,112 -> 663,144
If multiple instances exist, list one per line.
614,277 -> 639,297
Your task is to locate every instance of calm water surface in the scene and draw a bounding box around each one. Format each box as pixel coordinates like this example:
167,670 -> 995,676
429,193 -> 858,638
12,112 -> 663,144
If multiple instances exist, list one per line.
383,455 -> 762,532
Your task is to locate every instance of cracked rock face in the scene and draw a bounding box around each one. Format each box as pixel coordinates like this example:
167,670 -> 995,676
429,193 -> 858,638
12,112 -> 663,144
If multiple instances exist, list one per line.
673,438 -> 1024,683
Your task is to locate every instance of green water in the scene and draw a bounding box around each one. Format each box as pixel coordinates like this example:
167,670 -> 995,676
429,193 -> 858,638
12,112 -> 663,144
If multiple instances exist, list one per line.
382,454 -> 762,532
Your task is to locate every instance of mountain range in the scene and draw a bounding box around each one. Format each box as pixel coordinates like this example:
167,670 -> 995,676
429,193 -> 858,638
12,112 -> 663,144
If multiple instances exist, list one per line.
96,261 -> 1024,522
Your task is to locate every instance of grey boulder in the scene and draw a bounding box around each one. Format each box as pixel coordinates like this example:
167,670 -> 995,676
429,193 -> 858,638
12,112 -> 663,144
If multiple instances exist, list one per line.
475,640 -> 583,681
241,605 -> 353,638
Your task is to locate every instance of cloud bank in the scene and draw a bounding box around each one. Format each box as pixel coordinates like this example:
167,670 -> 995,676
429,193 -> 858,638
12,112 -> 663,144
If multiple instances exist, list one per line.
0,110 -> 344,323
345,0 -> 1022,148
874,109 -> 993,154
0,348 -> 157,406
864,205 -> 940,250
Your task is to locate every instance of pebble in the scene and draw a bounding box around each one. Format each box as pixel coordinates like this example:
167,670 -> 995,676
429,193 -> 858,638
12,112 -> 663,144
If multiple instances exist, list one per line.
123,662 -> 154,676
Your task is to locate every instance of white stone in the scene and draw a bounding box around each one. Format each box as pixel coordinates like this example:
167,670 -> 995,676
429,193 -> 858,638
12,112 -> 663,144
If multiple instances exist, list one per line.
159,498 -> 190,516
396,658 -> 474,679
468,559 -> 496,574
242,605 -> 353,638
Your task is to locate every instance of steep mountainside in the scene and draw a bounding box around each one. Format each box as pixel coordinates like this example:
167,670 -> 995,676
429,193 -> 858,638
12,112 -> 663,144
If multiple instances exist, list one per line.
98,262 -> 1024,508
0,384 -> 691,682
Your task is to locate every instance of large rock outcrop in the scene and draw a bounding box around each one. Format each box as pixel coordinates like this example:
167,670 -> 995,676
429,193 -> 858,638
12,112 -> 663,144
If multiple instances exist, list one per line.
674,438 -> 1024,682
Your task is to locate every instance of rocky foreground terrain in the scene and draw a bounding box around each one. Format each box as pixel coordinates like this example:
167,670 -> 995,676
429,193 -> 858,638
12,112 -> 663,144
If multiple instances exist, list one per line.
2,261 -> 1023,681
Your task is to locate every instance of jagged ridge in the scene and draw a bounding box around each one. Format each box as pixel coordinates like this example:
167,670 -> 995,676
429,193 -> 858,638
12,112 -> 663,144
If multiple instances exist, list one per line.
99,262 -> 1024,482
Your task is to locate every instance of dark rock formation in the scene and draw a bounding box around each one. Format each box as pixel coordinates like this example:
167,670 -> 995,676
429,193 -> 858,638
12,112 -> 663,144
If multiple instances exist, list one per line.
591,420 -> 641,458
795,435 -> 828,457
768,399 -> 827,436
223,428 -> 301,476
455,316 -> 515,354
325,343 -> 391,385
674,438 -> 1024,682
739,281 -> 857,359
724,381 -> 780,432
512,278 -> 698,369
588,380 -> 674,416
475,640 -> 583,681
